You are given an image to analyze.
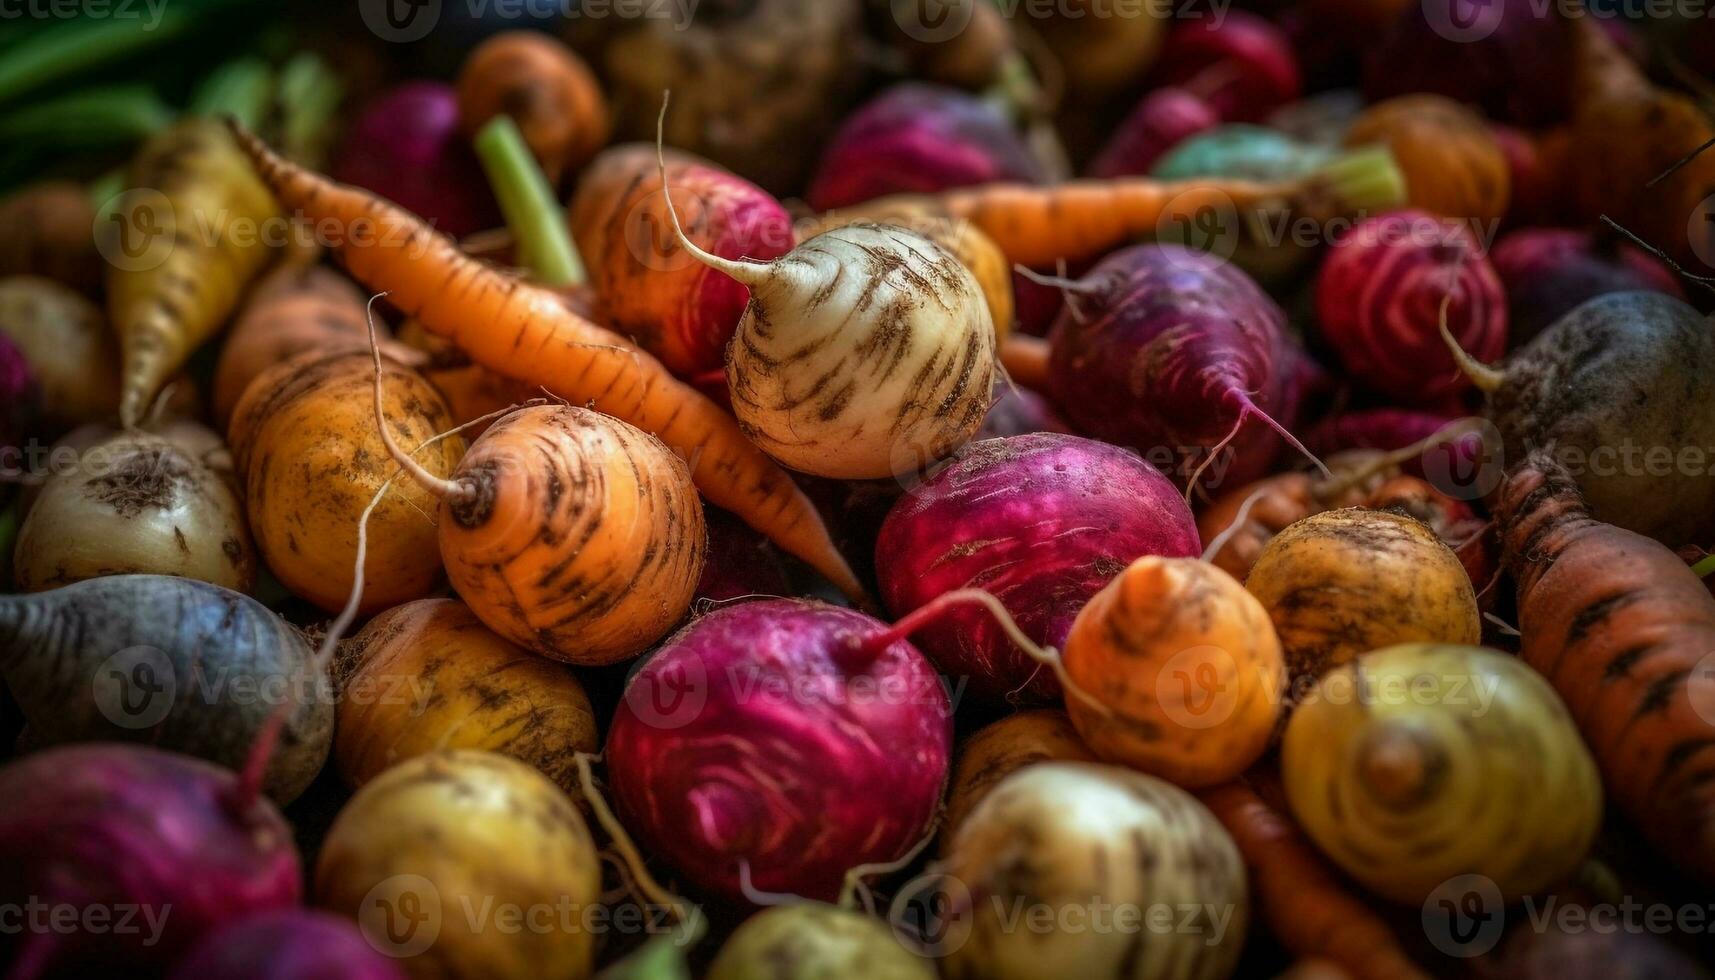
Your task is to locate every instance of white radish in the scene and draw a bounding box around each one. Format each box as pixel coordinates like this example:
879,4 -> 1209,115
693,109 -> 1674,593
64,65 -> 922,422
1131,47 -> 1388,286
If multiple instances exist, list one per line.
938,761 -> 1248,980
658,104 -> 995,479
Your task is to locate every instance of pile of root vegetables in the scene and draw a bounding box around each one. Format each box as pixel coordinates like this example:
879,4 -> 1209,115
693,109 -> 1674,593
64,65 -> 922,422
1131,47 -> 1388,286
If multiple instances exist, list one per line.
5,1 -> 1715,978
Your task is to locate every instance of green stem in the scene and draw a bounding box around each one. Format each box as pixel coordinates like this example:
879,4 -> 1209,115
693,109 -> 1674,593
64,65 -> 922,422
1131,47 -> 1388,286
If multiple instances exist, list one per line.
0,10 -> 189,106
88,166 -> 127,212
276,52 -> 342,166
1694,553 -> 1715,579
0,85 -> 173,147
474,115 -> 584,287
190,56 -> 274,131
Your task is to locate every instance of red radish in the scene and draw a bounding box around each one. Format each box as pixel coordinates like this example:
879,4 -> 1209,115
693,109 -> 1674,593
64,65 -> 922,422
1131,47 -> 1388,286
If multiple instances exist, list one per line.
167,910 -> 406,980
332,82 -> 498,239
876,433 -> 1198,704
1154,11 -> 1302,122
570,146 -> 795,377
605,599 -> 950,903
1316,209 -> 1507,405
807,83 -> 1045,211
1046,244 -> 1320,493
0,745 -> 300,977
1490,227 -> 1684,344
1087,86 -> 1221,178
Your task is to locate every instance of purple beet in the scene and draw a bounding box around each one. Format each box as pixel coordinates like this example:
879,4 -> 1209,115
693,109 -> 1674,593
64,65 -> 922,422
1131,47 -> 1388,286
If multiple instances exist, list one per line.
876,434 -> 1199,704
0,745 -> 300,977
1491,228 -> 1686,344
1364,0 -> 1578,126
1152,11 -> 1302,123
807,83 -> 1045,211
1046,244 -> 1315,492
606,599 -> 950,903
1087,86 -> 1220,178
168,910 -> 405,980
332,81 -> 499,239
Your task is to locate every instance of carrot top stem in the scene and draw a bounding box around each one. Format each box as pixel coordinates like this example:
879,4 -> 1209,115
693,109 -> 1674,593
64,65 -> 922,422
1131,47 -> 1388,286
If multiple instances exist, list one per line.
189,56 -> 274,131
1694,553 -> 1715,579
474,114 -> 584,286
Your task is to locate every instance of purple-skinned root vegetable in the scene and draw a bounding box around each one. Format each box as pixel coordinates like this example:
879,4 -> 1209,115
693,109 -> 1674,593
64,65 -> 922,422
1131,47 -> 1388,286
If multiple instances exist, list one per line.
1315,209 -> 1507,405
876,433 -> 1199,704
807,83 -> 1046,211
0,744 -> 300,977
605,598 -> 952,903
0,575 -> 333,804
1490,227 -> 1684,344
1153,11 -> 1302,123
332,82 -> 499,239
168,910 -> 406,980
1087,86 -> 1221,179
1044,244 -> 1321,493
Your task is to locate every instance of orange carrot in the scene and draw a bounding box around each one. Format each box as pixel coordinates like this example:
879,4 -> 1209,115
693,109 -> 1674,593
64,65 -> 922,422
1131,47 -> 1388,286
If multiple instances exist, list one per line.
862,147 -> 1405,268
1496,451 -> 1715,883
1565,11 -> 1715,268
0,182 -> 101,295
1200,780 -> 1430,980
212,262 -> 386,426
224,122 -> 866,603
457,30 -> 609,185
998,334 -> 1050,391
1343,95 -> 1511,226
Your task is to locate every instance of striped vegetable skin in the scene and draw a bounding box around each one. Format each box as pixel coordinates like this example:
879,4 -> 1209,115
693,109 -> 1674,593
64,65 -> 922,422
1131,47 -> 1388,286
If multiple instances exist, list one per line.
1497,453 -> 1715,884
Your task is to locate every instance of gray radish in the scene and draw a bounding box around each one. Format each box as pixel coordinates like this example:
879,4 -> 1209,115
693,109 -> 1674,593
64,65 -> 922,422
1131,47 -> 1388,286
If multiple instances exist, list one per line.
0,574 -> 332,803
1447,290 -> 1715,547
